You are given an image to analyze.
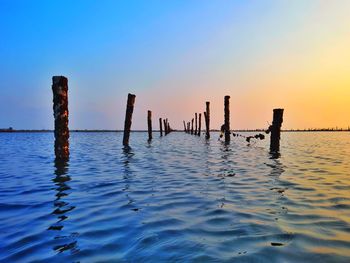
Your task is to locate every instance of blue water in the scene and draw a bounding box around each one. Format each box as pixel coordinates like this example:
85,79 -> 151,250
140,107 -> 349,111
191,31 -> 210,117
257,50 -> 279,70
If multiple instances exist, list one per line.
0,132 -> 350,262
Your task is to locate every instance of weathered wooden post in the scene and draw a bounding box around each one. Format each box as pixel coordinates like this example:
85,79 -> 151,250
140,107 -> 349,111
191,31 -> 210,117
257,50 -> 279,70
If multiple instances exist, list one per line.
198,113 -> 201,136
123,93 -> 136,146
167,122 -> 171,134
187,122 -> 190,134
270,109 -> 284,152
191,118 -> 194,135
52,76 -> 69,160
224,95 -> 230,143
159,118 -> 163,136
195,113 -> 198,135
205,101 -> 210,139
183,121 -> 187,132
147,110 -> 152,141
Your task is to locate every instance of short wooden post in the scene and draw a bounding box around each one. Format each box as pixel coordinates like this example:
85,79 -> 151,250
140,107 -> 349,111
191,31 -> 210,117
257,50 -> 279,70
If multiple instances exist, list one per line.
187,122 -> 190,133
198,113 -> 201,136
224,95 -> 230,143
191,118 -> 194,135
183,121 -> 186,132
194,113 -> 198,135
167,122 -> 171,134
159,118 -> 163,136
123,93 -> 136,146
147,110 -> 152,141
52,76 -> 69,160
270,109 -> 284,152
205,101 -> 210,139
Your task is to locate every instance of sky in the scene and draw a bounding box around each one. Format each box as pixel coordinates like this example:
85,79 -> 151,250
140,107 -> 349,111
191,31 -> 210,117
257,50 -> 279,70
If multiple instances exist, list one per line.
1,0 -> 350,130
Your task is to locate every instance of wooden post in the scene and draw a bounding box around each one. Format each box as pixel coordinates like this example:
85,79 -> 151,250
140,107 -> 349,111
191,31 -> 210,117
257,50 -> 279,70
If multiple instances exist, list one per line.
191,118 -> 194,135
52,76 -> 69,160
147,110 -> 152,141
159,118 -> 163,136
123,93 -> 136,146
187,122 -> 190,134
270,109 -> 284,152
205,101 -> 210,139
198,113 -> 201,136
165,118 -> 169,135
195,113 -> 198,135
167,122 -> 171,134
163,119 -> 167,135
183,121 -> 186,132
224,95 -> 230,143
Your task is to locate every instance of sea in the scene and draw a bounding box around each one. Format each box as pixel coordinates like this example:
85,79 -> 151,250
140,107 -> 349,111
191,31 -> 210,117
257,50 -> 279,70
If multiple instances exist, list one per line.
0,131 -> 349,262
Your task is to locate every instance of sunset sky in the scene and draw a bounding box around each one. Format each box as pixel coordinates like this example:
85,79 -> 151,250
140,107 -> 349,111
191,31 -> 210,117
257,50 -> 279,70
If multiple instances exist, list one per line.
1,0 -> 349,130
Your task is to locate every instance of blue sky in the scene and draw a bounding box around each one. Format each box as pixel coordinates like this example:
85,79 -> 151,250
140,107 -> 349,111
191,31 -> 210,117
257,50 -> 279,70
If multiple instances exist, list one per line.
1,1 -> 349,129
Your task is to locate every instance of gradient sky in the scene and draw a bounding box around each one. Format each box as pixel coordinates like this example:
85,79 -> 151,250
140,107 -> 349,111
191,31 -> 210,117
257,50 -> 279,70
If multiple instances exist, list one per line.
1,0 -> 350,130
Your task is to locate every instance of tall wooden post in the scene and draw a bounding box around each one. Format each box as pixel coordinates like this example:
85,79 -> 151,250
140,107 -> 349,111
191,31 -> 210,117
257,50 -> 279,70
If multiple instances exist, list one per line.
187,122 -> 190,133
147,110 -> 152,141
163,119 -> 167,135
191,118 -> 194,135
195,113 -> 198,135
159,118 -> 163,136
270,109 -> 284,152
165,118 -> 169,135
224,95 -> 230,143
183,121 -> 186,132
52,76 -> 69,160
198,113 -> 201,136
205,101 -> 210,139
123,93 -> 136,146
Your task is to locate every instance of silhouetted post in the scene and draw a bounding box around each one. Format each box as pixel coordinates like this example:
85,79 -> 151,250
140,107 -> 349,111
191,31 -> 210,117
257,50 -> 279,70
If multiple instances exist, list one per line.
159,118 -> 163,136
205,101 -> 210,139
165,118 -> 169,135
147,110 -> 152,141
194,112 -> 198,135
167,122 -> 171,134
198,113 -> 201,136
123,93 -> 136,146
224,95 -> 230,143
183,121 -> 186,132
52,76 -> 69,160
187,122 -> 190,134
270,109 -> 284,152
163,119 -> 167,135
191,118 -> 194,135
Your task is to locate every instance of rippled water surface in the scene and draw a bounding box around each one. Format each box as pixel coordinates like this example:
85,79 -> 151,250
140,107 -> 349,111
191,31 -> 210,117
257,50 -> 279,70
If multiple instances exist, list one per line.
0,132 -> 350,262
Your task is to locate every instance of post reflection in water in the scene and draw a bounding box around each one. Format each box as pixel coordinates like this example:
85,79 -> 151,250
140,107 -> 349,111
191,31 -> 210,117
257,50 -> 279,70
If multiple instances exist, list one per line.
49,158 -> 79,254
267,150 -> 288,222
122,146 -> 136,208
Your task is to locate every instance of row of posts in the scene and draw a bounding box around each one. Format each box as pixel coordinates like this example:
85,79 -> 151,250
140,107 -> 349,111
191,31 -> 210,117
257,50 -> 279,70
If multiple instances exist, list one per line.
184,102 -> 210,139
123,94 -> 173,146
52,76 -> 283,161
184,95 -> 283,153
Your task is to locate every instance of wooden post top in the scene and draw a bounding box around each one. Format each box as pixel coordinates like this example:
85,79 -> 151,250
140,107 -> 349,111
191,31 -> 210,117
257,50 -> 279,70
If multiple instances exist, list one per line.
52,76 -> 68,85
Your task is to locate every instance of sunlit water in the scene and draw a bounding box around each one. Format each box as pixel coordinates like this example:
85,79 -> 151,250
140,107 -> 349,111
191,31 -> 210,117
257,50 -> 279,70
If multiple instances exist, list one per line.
0,132 -> 349,262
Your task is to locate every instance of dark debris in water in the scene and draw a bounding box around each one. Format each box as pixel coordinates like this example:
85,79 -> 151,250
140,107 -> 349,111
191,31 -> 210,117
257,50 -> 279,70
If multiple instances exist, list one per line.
218,172 -> 236,178
271,242 -> 284,246
270,187 -> 287,194
131,208 -> 140,212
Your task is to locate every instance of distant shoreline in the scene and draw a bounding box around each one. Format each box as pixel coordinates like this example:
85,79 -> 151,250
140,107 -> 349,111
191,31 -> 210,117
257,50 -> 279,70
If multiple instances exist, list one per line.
1,129 -> 349,133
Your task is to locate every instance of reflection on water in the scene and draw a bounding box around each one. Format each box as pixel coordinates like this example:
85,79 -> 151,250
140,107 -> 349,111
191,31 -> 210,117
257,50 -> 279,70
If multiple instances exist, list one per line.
49,158 -> 78,254
0,132 -> 349,262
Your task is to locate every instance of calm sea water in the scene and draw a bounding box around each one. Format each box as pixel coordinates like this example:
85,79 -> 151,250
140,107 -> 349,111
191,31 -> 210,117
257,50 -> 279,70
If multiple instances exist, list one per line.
0,132 -> 349,262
